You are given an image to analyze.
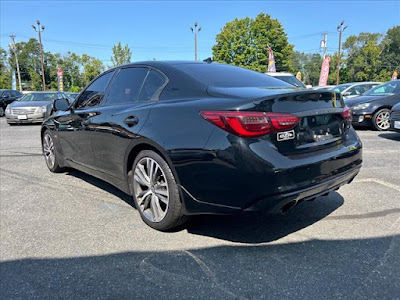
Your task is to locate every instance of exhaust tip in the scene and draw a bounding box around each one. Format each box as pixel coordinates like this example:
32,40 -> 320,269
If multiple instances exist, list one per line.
280,200 -> 298,214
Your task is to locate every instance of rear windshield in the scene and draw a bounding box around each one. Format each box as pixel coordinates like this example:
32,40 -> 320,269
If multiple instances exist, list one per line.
175,63 -> 292,88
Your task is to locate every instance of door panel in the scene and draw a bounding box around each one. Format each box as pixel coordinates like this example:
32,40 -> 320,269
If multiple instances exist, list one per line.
54,108 -> 98,167
90,103 -> 154,179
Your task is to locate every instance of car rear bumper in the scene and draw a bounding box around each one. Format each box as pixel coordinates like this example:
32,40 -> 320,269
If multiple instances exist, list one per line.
175,128 -> 362,215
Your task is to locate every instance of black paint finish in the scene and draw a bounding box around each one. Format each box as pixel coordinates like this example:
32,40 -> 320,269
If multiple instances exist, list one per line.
42,61 -> 362,215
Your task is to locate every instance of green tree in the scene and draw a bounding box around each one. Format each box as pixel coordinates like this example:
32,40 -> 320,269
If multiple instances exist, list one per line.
0,48 -> 11,89
292,51 -> 323,86
111,42 -> 132,67
81,54 -> 105,85
212,13 -> 294,73
380,26 -> 400,80
343,33 -> 384,82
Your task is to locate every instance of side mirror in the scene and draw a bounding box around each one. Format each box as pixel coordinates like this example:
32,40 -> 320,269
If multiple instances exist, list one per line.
53,98 -> 70,111
343,91 -> 351,96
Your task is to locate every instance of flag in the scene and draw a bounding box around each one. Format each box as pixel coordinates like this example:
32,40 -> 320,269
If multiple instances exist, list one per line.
392,70 -> 398,81
57,69 -> 64,92
266,46 -> 276,72
318,56 -> 331,86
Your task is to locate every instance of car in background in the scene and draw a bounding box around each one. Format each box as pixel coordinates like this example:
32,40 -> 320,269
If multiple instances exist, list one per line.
346,80 -> 400,131
389,102 -> 400,132
266,72 -> 310,89
64,92 -> 79,102
313,85 -> 335,90
5,91 -> 69,125
0,89 -> 23,116
330,82 -> 381,99
41,61 -> 361,231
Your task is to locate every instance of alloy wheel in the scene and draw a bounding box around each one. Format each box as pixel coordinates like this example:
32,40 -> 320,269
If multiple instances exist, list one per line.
375,111 -> 390,130
43,133 -> 55,169
133,157 -> 169,223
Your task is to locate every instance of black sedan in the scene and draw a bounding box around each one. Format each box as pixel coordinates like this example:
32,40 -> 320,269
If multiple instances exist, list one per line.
0,89 -> 23,116
389,102 -> 400,132
41,61 -> 362,230
345,80 -> 400,130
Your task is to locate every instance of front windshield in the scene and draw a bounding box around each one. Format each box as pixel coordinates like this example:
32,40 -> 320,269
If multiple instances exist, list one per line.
273,75 -> 306,88
21,93 -> 58,102
364,81 -> 400,96
330,84 -> 351,93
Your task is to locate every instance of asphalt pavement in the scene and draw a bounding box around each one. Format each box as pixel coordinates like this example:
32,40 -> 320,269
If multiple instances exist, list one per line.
0,117 -> 399,300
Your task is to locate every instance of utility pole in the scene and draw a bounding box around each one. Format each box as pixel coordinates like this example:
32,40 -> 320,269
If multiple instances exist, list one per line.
190,22 -> 201,61
336,21 -> 348,85
9,34 -> 22,92
32,20 -> 46,90
320,32 -> 328,59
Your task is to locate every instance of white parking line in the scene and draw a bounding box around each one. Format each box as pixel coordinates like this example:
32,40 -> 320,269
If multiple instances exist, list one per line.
354,178 -> 400,192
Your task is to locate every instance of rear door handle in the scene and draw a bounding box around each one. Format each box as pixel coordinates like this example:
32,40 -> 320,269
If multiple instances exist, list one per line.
124,116 -> 139,127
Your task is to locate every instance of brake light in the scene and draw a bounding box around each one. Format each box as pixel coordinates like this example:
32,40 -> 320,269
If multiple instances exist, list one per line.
341,106 -> 352,121
200,111 -> 299,137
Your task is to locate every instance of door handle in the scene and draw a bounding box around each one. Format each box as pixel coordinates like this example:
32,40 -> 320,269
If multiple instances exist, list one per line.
124,116 -> 139,127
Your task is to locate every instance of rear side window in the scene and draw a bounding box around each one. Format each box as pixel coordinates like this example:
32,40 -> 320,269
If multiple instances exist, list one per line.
106,68 -> 148,104
138,70 -> 166,101
175,63 -> 292,88
76,71 -> 114,108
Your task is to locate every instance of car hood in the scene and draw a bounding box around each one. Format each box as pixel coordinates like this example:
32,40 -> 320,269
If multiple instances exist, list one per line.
9,100 -> 52,107
345,95 -> 379,107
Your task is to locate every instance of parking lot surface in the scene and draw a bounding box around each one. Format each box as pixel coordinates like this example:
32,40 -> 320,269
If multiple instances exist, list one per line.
1,117 -> 399,299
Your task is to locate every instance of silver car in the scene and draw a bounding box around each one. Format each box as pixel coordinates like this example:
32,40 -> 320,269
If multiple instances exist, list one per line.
330,82 -> 381,99
5,91 -> 69,125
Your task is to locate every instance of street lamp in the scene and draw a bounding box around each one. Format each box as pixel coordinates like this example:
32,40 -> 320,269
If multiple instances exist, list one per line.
190,22 -> 201,61
32,20 -> 46,90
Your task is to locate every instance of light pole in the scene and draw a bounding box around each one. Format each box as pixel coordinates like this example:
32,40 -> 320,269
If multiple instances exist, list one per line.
32,20 -> 46,91
190,22 -> 201,61
336,21 -> 348,85
9,34 -> 22,91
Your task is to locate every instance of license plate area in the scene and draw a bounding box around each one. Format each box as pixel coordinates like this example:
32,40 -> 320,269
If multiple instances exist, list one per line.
296,114 -> 343,145
17,115 -> 28,120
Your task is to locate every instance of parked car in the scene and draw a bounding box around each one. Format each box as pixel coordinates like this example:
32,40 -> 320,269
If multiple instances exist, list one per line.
266,72 -> 310,88
313,85 -> 335,90
389,102 -> 400,132
346,80 -> 400,130
0,89 -> 23,116
41,61 -> 362,231
330,82 -> 381,99
5,91 -> 69,124
64,92 -> 79,101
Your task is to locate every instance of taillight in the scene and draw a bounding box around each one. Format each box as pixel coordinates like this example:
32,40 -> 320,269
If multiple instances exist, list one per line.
200,111 -> 299,137
341,106 -> 352,121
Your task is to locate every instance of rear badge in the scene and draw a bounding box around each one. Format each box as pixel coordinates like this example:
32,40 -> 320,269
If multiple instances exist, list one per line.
277,130 -> 295,141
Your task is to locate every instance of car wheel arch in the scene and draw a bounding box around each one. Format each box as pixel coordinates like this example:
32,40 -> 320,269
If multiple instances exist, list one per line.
124,139 -> 181,195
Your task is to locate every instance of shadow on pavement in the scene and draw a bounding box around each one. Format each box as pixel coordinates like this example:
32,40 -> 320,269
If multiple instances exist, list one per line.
66,168 -> 344,244
378,132 -> 400,141
1,235 -> 399,300
187,192 -> 344,243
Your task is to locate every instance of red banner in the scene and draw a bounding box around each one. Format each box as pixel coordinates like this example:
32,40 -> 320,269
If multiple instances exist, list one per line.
318,57 -> 330,86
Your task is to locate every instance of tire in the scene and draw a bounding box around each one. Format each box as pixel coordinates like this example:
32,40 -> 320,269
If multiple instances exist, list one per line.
131,150 -> 187,231
42,130 -> 63,173
372,108 -> 391,131
0,107 -> 4,117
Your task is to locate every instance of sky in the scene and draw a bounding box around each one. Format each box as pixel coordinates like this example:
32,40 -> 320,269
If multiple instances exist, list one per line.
1,0 -> 399,66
